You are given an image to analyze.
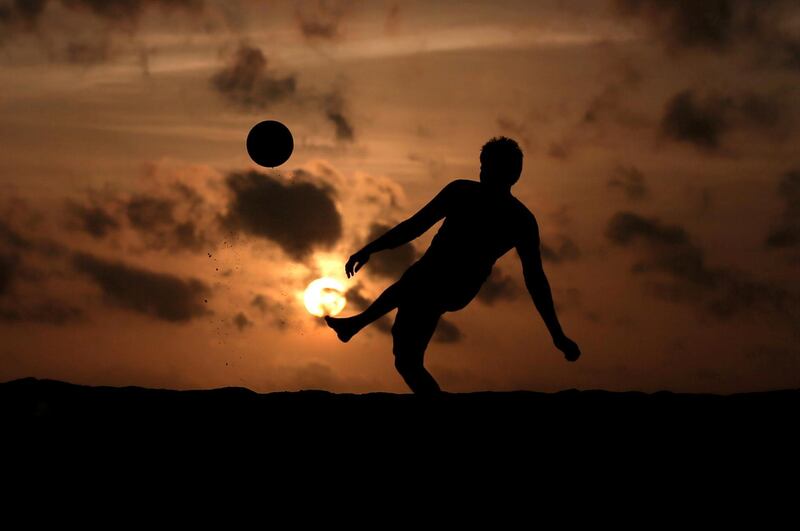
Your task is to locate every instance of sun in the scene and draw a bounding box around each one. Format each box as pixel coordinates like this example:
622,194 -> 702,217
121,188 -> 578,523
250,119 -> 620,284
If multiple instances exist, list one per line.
303,277 -> 347,317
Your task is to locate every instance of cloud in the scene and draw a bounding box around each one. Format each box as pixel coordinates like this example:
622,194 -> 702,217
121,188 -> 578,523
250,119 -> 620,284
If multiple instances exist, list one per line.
0,209 -> 84,324
66,202 -> 120,238
125,193 -> 211,252
581,61 -> 643,127
0,252 -> 18,295
362,222 -> 417,279
606,211 -> 715,284
765,170 -> 800,249
547,141 -> 571,161
659,89 -> 789,150
476,269 -> 518,305
0,0 -> 205,68
608,165 -> 648,200
432,318 -> 462,344
210,44 -> 297,110
0,218 -> 32,251
606,210 -> 798,319
251,294 -> 289,330
660,90 -> 731,150
384,2 -> 400,34
233,311 -> 252,331
0,0 -> 203,29
295,0 -> 348,41
222,169 -> 342,260
613,0 -> 800,70
0,0 -> 47,31
0,299 -> 83,325
67,179 -> 216,253
541,235 -> 581,263
323,89 -> 355,142
73,252 -> 210,322
57,0 -> 202,22
209,45 -> 355,141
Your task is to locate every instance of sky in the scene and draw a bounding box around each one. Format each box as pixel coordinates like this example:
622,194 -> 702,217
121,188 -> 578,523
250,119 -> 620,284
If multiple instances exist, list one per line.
1,0 -> 799,393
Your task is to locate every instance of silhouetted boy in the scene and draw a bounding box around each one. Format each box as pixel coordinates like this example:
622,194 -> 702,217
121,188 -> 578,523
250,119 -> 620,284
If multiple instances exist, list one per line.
326,137 -> 580,394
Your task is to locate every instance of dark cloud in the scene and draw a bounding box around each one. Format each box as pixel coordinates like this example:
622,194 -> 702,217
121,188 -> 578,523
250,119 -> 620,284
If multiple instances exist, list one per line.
580,66 -> 645,129
0,299 -> 83,325
541,235 -> 581,264
606,211 -> 714,284
0,0 -> 47,30
607,211 -> 690,246
222,170 -> 342,260
0,0 -> 203,37
233,312 -> 252,331
126,194 -> 173,230
73,252 -> 210,322
608,165 -> 648,200
0,252 -> 18,295
1,1 -> 204,70
660,90 -> 730,150
384,2 -> 400,33
210,44 -> 354,142
126,193 -> 210,252
0,212 -> 83,324
547,141 -> 571,161
660,89 -> 790,150
67,182 -> 214,253
606,211 -> 798,319
765,170 -> 800,249
61,0 -> 202,22
547,59 -> 645,159
614,0 -> 744,51
613,0 -> 800,70
295,0 -> 347,41
432,318 -> 462,344
0,218 -> 32,251
251,294 -> 289,330
323,89 -> 355,142
66,203 -> 120,239
210,45 -> 297,110
363,222 -> 417,279
476,269 -> 518,305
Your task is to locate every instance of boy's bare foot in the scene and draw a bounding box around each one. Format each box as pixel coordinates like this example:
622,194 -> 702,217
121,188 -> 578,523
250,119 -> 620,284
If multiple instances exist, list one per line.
325,315 -> 359,343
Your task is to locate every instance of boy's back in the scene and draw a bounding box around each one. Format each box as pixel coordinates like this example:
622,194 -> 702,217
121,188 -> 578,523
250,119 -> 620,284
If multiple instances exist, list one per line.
406,179 -> 537,311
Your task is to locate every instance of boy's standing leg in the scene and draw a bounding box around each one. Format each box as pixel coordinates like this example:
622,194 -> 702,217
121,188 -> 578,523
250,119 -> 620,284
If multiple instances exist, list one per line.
391,304 -> 443,395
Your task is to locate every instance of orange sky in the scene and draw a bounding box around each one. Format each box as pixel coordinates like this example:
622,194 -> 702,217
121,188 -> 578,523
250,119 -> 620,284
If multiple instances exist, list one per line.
1,0 -> 799,393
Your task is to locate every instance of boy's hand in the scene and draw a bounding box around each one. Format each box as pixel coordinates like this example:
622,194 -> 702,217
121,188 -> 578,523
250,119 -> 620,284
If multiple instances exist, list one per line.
554,334 -> 581,362
345,249 -> 371,278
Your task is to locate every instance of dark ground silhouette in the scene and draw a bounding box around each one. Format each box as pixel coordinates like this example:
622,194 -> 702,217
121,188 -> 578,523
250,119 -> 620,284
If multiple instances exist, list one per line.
326,137 -> 580,394
3,378 -> 798,475
4,377 -> 797,427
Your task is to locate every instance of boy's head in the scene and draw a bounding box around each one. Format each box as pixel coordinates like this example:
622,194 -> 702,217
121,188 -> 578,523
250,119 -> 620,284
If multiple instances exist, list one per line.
479,136 -> 523,188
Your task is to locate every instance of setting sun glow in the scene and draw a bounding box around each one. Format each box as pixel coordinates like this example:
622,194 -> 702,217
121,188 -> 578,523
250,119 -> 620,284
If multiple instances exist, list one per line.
303,278 -> 347,317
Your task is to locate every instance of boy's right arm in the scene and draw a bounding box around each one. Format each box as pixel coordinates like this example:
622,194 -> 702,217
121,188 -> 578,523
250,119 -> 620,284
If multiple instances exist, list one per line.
345,181 -> 459,278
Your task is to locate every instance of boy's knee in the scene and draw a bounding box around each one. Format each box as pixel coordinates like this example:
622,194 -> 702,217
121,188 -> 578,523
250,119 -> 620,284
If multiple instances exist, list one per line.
394,351 -> 422,374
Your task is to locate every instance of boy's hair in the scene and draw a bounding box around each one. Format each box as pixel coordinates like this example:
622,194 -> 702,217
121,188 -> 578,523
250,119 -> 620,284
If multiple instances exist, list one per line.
480,136 -> 523,186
